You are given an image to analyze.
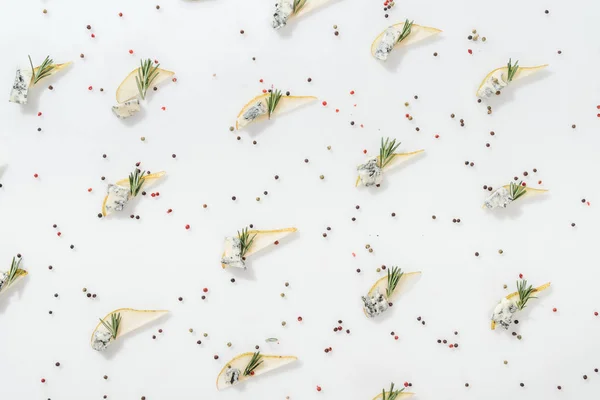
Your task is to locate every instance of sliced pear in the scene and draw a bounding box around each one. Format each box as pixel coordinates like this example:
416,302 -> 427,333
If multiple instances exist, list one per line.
235,93 -> 317,130
481,185 -> 548,209
116,67 -> 175,103
90,308 -> 168,346
476,64 -> 548,96
490,282 -> 551,330
371,22 -> 442,58
365,271 -> 421,317
221,227 -> 297,268
372,392 -> 415,400
0,269 -> 27,297
355,150 -> 424,187
31,62 -> 72,86
293,0 -> 334,19
216,352 -> 297,390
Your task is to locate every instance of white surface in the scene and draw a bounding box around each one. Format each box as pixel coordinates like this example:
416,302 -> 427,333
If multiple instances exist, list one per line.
1,0 -> 600,399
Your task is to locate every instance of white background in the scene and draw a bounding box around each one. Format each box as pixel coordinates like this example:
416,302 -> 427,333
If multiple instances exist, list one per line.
1,0 -> 600,399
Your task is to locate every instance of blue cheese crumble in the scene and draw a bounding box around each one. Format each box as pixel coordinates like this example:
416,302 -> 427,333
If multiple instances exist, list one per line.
242,101 -> 267,123
357,157 -> 383,187
0,271 -> 8,292
225,367 -> 241,385
362,288 -> 389,318
491,297 -> 518,330
477,70 -> 508,98
272,0 -> 294,30
484,187 -> 512,209
112,99 -> 141,119
91,330 -> 113,351
105,184 -> 131,214
374,27 -> 401,61
9,67 -> 33,104
221,237 -> 246,269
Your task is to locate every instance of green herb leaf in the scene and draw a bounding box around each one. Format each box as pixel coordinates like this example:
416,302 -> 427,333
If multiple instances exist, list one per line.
516,279 -> 537,310
509,181 -> 527,202
386,266 -> 404,298
266,89 -> 283,119
382,382 -> 405,400
292,0 -> 308,14
238,227 -> 257,258
2,256 -> 23,290
243,351 -> 264,376
28,55 -> 55,85
378,137 -> 401,169
135,59 -> 161,100
99,312 -> 122,340
395,19 -> 414,44
128,167 -> 147,197
506,58 -> 519,82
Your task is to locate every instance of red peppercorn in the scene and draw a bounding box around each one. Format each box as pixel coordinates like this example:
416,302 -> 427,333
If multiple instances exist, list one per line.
350,90 -> 355,95
91,33 -> 95,38
434,134 -> 440,138
203,288 -> 208,293
274,240 -> 279,245
363,149 -> 367,154
88,188 -> 92,192
167,209 -> 172,213
553,308 -> 557,312
468,49 -> 473,54
161,106 -> 166,111
118,12 -> 123,17
316,386 -> 322,392
519,273 -> 523,279
394,335 -> 399,340
322,101 -> 327,106
88,86 -> 93,91
172,77 -> 177,82
41,379 -> 46,383
185,224 -> 190,230
38,112 -> 42,116
34,173 -> 39,178
595,311 -> 598,316
129,49 -> 134,54
404,382 -> 409,387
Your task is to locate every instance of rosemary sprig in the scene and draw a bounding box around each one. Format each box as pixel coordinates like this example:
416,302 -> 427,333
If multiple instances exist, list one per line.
266,89 -> 283,119
509,181 -> 527,201
135,59 -> 161,100
386,266 -> 404,298
3,257 -> 23,290
378,137 -> 401,169
28,55 -> 55,85
292,0 -> 308,14
506,58 -> 519,82
382,382 -> 405,400
238,227 -> 257,258
128,167 -> 147,197
516,279 -> 537,310
99,312 -> 122,340
243,351 -> 264,376
395,19 -> 414,44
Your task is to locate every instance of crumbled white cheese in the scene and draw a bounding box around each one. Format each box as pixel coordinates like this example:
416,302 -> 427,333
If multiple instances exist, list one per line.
221,237 -> 246,269
242,101 -> 267,123
112,99 -> 141,119
272,0 -> 294,30
9,67 -> 33,104
225,367 -> 241,385
91,330 -> 113,351
357,157 -> 383,187
362,288 -> 389,318
491,297 -> 518,330
0,271 -> 8,292
477,70 -> 508,98
484,187 -> 512,209
105,184 -> 131,214
374,27 -> 401,61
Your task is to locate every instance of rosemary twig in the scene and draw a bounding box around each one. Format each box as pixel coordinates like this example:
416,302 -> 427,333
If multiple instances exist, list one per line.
243,351 -> 264,376
509,181 -> 527,201
238,227 -> 257,258
386,266 -> 404,298
128,167 -> 147,197
506,58 -> 519,82
3,257 -> 23,289
28,55 -> 55,85
292,0 -> 308,14
135,59 -> 161,100
395,19 -> 414,44
266,89 -> 283,119
99,312 -> 122,339
516,279 -> 537,310
378,137 -> 401,169
382,382 -> 405,400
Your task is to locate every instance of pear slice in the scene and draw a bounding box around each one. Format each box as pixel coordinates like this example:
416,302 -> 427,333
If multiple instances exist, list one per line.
371,22 -> 442,59
292,0 -> 334,19
490,282 -> 551,330
221,227 -> 297,268
364,271 -> 421,317
102,171 -> 166,217
0,269 -> 27,297
372,392 -> 415,399
216,352 -> 297,390
481,185 -> 548,208
90,308 -> 168,347
355,150 -> 424,187
31,62 -> 72,86
235,93 -> 317,130
476,64 -> 548,97
116,67 -> 175,103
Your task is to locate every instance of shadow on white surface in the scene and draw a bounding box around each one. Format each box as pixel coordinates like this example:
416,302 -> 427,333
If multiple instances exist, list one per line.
116,105 -> 147,127
0,278 -> 28,314
18,66 -> 73,116
488,192 -> 550,220
226,359 -> 301,393
356,151 -> 427,196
